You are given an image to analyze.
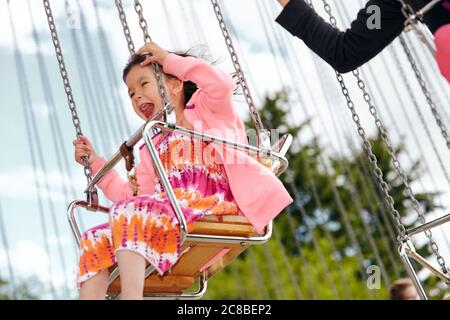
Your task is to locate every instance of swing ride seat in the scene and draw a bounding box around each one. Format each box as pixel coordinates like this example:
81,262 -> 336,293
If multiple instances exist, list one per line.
41,0 -> 293,299
68,121 -> 292,299
69,201 -> 269,298
109,214 -> 262,295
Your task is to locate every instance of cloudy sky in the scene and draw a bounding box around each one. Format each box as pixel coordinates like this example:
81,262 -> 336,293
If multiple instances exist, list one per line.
0,0 -> 449,299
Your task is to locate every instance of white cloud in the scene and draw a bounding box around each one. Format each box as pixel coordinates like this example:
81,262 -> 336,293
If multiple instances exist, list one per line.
0,0 -> 63,55
31,103 -> 51,119
0,0 -> 120,56
0,166 -> 84,202
0,240 -> 50,276
46,234 -> 75,248
0,239 -> 78,298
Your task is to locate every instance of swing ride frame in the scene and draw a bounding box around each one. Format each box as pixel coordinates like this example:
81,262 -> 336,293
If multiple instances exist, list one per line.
68,120 -> 292,299
398,216 -> 450,299
399,0 -> 443,54
41,0 -> 449,299
393,0 -> 450,299
41,0 -> 293,299
315,0 -> 450,299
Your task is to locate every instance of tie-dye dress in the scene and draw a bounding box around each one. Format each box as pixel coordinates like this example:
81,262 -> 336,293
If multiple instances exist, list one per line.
77,132 -> 242,287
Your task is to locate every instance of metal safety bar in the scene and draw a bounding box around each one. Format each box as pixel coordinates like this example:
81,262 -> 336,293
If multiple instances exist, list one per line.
399,242 -> 428,300
70,120 -> 290,299
142,272 -> 208,300
399,238 -> 450,300
400,0 -> 442,54
402,0 -> 442,27
68,199 -> 271,299
407,213 -> 450,237
397,211 -> 450,299
84,109 -> 167,195
86,121 -> 289,194
85,120 -> 289,242
407,247 -> 450,284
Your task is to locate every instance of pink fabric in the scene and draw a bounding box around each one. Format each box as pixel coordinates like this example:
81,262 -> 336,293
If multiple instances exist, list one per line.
90,53 -> 293,233
199,248 -> 231,272
435,24 -> 450,84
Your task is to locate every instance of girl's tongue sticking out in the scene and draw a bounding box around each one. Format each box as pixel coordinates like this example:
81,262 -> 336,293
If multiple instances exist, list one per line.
140,102 -> 155,119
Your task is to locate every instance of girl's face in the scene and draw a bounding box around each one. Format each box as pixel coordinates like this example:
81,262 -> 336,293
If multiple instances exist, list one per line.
125,64 -> 183,121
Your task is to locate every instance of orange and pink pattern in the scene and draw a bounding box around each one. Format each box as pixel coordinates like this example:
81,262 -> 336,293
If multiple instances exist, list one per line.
78,133 -> 242,286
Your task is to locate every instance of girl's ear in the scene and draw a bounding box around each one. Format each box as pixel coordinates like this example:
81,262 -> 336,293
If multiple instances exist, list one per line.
167,76 -> 184,97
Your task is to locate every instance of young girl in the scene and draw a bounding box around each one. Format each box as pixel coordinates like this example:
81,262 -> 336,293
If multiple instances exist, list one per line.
73,42 -> 293,300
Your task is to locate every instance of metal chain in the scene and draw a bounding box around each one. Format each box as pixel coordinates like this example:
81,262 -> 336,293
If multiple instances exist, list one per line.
113,0 -> 171,188
399,0 -> 443,30
127,168 -> 139,196
210,0 -> 269,148
398,0 -> 449,147
319,0 -> 447,273
43,0 -> 95,194
352,68 -> 448,273
133,0 -> 173,118
367,2 -> 448,273
398,0 -> 436,54
306,0 -> 407,240
398,34 -> 450,149
389,46 -> 450,185
337,70 -> 408,244
115,0 -> 135,55
133,0 -> 151,42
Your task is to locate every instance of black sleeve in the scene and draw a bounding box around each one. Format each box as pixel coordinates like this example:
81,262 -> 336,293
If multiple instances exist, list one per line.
275,0 -> 406,73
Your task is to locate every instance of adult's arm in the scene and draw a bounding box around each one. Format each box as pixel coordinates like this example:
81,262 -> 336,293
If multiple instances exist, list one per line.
276,0 -> 406,73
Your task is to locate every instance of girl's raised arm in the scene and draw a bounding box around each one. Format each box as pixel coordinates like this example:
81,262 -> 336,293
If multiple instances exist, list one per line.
163,53 -> 236,115
136,42 -> 236,115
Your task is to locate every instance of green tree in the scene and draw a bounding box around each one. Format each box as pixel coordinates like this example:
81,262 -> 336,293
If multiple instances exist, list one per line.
0,277 -> 40,300
205,91 -> 444,300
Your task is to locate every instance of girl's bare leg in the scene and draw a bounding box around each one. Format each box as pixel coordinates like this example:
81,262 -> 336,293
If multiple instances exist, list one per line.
79,269 -> 109,300
116,250 -> 146,300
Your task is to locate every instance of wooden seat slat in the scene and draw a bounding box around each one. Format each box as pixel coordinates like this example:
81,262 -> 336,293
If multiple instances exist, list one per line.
107,215 -> 258,295
108,275 -> 196,294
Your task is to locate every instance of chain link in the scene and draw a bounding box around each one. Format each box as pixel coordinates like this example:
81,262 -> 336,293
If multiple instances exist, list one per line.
398,34 -> 450,149
389,46 -> 450,185
113,0 -> 173,189
398,0 -> 437,54
399,0 -> 418,30
115,0 -> 135,55
312,0 -> 405,239
133,1 -> 151,42
210,0 -> 269,148
127,167 -> 139,196
317,0 -> 447,273
133,0 -> 173,118
353,67 -> 448,272
43,0 -> 95,195
397,0 -> 449,272
335,70 -> 407,239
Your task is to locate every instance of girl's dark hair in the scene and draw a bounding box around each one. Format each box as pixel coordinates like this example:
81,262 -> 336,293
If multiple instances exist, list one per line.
122,50 -> 200,105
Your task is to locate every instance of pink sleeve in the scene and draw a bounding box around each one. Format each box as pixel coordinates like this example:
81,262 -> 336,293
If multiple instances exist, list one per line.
89,148 -> 156,203
162,53 -> 236,115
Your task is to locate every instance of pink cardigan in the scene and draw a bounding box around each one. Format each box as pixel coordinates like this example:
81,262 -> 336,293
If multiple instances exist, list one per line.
90,53 -> 293,232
